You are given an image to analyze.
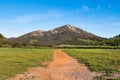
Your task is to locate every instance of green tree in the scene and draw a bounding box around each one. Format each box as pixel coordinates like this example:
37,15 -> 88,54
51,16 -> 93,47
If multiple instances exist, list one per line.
0,34 -> 3,39
12,42 -> 21,48
0,40 -> 2,47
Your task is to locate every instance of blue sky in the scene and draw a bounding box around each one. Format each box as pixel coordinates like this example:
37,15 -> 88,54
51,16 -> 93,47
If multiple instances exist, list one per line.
0,0 -> 120,38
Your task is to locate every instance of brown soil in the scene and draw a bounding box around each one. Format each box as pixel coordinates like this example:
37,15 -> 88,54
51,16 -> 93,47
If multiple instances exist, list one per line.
7,49 -> 97,80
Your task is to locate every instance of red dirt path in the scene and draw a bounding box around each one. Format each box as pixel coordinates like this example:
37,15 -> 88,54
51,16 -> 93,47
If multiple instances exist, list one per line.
7,50 -> 97,80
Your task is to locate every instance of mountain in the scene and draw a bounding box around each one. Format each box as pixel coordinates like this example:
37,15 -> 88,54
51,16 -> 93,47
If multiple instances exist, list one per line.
12,24 -> 102,46
8,37 -> 16,41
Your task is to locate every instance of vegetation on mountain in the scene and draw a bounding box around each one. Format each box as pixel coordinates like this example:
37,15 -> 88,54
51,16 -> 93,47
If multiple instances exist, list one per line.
107,34 -> 120,46
0,25 -> 120,48
9,25 -> 103,46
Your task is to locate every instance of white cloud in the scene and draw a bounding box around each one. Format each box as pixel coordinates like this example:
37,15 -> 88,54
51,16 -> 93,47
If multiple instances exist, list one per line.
0,10 -> 64,23
10,15 -> 40,23
81,5 -> 101,12
82,5 -> 90,11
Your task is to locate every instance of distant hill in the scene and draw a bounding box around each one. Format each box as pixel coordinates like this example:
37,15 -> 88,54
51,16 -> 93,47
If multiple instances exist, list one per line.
10,24 -> 103,46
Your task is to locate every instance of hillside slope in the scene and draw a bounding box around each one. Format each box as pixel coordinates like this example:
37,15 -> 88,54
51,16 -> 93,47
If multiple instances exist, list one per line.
14,25 -> 102,46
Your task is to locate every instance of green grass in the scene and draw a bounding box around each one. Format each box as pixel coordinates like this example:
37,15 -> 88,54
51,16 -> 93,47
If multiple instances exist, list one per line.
0,48 -> 54,80
63,49 -> 120,74
0,48 -> 120,79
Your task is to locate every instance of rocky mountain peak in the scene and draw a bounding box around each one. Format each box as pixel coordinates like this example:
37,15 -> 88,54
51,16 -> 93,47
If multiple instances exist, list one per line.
60,24 -> 84,33
47,24 -> 84,35
60,24 -> 75,29
35,30 -> 44,33
54,24 -> 80,31
18,30 -> 44,38
28,30 -> 44,37
62,24 -> 76,30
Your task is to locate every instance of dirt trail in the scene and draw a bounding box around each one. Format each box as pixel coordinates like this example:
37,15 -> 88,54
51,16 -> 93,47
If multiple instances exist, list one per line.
8,50 -> 97,80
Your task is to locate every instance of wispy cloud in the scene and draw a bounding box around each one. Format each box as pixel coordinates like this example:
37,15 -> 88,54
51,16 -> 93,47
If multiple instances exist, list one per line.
0,15 -> 44,23
85,22 -> 120,28
88,24 -> 109,28
82,5 -> 90,11
10,15 -> 40,23
0,10 -> 64,23
81,4 -> 101,12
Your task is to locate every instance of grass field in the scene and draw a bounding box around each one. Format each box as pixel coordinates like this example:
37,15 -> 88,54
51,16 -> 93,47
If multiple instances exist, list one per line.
0,48 -> 120,80
0,48 -> 53,80
64,49 -> 120,75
